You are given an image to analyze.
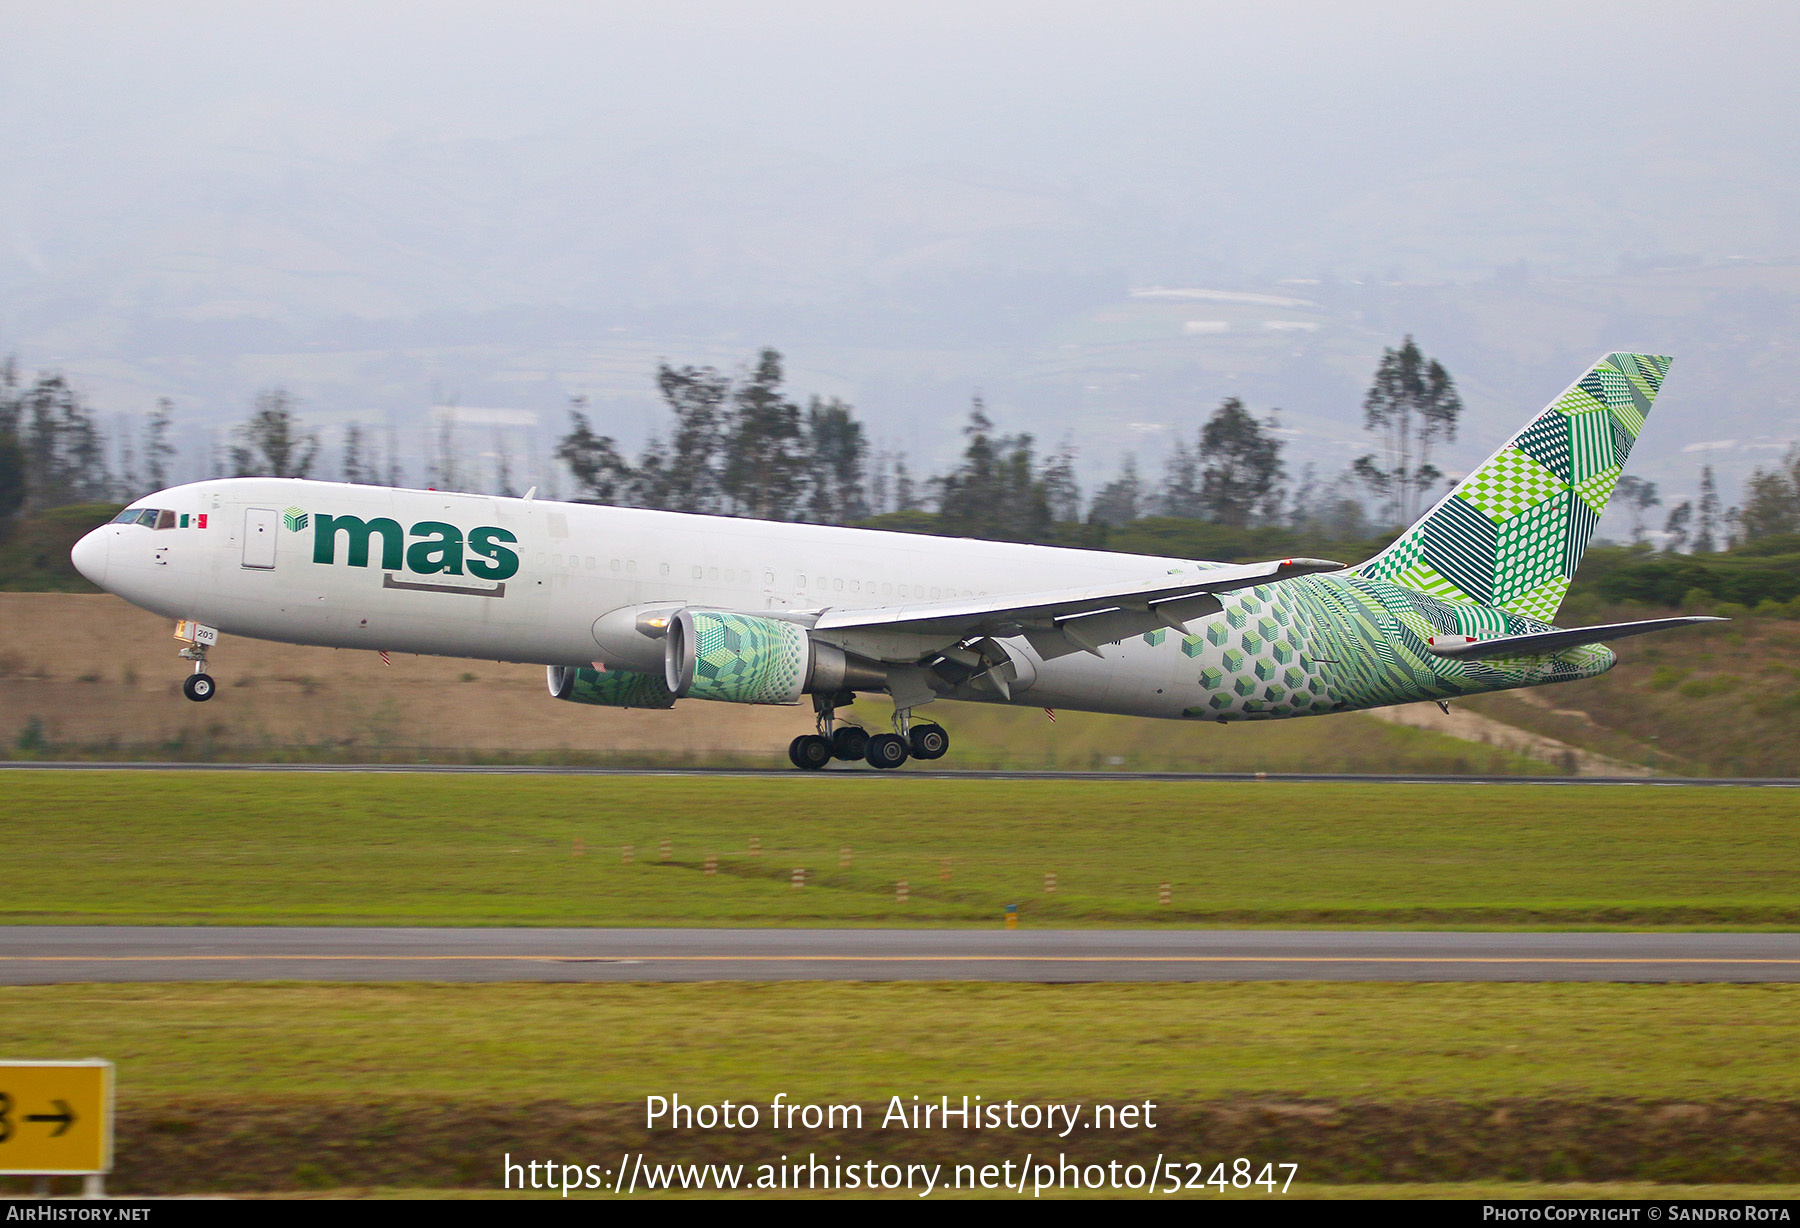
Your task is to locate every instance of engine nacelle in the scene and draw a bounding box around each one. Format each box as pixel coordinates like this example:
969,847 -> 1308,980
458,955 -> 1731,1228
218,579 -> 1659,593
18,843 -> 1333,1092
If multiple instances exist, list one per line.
663,610 -> 885,704
546,664 -> 676,709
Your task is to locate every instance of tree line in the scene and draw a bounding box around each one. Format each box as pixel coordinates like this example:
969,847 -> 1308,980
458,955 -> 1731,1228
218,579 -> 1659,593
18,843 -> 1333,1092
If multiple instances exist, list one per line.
0,358 -> 176,525
5,336 -> 1797,562
554,343 -> 1453,548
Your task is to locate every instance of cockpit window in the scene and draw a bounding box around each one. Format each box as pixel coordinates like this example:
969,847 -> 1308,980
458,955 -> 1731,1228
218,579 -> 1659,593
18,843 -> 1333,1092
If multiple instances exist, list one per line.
112,508 -> 177,528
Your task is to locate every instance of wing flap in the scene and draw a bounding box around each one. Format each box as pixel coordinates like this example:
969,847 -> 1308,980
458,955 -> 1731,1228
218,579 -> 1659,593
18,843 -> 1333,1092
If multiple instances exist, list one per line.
812,556 -> 1342,661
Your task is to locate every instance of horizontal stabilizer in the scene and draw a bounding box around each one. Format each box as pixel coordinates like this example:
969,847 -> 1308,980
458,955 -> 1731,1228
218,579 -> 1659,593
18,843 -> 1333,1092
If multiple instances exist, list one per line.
1425,616 -> 1725,661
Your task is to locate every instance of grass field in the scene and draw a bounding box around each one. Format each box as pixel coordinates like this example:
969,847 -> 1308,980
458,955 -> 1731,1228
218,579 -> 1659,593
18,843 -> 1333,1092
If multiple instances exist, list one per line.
5,981 -> 1799,1193
12,981 -> 1796,1103
5,771 -> 1798,1195
3,771 -> 1799,927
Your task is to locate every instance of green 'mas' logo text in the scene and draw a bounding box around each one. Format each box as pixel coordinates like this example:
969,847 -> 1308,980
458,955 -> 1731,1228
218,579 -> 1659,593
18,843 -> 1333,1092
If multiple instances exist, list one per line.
308,514 -> 520,581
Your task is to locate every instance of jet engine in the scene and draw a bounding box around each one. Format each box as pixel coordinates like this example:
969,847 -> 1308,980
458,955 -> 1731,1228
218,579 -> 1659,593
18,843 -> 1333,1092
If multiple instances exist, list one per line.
546,664 -> 676,709
663,609 -> 885,704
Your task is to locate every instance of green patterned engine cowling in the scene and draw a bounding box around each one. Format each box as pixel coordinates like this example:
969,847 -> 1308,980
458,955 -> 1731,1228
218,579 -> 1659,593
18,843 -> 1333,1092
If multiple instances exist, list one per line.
547,664 -> 676,709
666,610 -> 810,705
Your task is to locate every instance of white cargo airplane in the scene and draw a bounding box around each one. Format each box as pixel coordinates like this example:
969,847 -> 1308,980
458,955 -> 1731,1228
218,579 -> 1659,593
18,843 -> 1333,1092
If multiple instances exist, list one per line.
71,352 -> 1713,768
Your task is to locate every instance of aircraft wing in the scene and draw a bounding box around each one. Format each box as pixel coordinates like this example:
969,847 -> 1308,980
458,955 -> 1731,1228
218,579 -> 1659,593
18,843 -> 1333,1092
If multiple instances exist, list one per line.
1425,616 -> 1726,661
810,557 -> 1344,662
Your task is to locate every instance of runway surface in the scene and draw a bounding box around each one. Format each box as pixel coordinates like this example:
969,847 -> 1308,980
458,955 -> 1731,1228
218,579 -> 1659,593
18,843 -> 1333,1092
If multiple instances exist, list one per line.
4,760 -> 1800,785
3,927 -> 1798,983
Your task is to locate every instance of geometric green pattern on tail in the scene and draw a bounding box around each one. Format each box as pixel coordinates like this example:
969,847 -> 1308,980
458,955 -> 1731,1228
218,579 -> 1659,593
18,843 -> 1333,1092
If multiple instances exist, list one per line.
1354,352 -> 1671,622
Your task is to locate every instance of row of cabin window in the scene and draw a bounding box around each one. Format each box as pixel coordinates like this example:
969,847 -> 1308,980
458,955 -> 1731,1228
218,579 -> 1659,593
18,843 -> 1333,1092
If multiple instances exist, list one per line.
539,552 -> 983,600
542,554 -> 666,576
797,576 -> 981,600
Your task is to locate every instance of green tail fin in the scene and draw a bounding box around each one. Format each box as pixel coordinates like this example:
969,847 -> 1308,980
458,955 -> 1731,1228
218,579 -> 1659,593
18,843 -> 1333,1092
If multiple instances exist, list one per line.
1354,352 -> 1672,623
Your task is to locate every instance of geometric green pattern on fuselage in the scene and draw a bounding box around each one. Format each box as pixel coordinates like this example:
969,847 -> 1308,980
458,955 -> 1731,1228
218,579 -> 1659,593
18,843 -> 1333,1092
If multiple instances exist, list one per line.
1158,572 -> 1612,721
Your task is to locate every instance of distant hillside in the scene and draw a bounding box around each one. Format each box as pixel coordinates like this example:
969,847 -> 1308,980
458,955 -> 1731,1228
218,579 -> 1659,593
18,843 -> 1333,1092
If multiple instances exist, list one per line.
1463,615 -> 1800,776
1463,544 -> 1800,776
1563,542 -> 1800,616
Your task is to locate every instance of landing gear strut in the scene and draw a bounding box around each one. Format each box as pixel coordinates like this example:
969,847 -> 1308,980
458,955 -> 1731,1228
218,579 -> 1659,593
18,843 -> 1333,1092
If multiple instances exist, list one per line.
790,692 -> 855,770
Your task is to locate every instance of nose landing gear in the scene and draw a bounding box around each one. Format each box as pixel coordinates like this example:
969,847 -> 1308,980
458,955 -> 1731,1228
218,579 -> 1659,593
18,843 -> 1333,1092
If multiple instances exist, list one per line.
175,620 -> 219,702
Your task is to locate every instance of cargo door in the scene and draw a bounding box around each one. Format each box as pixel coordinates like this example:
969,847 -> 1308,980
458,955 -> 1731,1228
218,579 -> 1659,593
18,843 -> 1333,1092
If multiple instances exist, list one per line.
242,508 -> 278,569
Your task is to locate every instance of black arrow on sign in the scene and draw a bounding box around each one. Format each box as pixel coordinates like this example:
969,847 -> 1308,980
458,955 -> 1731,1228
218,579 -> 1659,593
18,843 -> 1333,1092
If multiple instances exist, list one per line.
26,1101 -> 75,1136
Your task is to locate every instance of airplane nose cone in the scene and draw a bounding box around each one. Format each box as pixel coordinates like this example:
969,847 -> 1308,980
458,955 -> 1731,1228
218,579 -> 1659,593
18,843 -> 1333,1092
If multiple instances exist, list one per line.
71,527 -> 109,587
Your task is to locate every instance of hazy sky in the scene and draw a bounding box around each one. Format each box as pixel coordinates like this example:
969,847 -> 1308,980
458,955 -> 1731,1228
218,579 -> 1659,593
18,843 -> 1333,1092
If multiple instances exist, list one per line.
8,1 -> 1799,252
5,1 -> 1800,505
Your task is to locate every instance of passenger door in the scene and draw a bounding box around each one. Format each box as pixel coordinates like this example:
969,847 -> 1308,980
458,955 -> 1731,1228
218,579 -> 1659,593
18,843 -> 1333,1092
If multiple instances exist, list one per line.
242,508 -> 278,569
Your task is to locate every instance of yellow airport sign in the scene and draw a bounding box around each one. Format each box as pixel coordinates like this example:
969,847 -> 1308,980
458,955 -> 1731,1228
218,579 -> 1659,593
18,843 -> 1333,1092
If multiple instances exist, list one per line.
0,1060 -> 112,1175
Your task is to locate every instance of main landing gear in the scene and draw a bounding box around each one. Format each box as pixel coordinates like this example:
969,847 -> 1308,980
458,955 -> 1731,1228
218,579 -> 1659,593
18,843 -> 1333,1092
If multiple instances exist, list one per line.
788,694 -> 951,771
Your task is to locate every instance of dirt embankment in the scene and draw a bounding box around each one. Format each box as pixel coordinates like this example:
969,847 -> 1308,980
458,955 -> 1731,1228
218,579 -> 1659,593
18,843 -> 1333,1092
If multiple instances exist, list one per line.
24,1098 -> 1800,1193
1365,702 -> 1653,777
0,592 -> 1565,773
0,593 -> 804,759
